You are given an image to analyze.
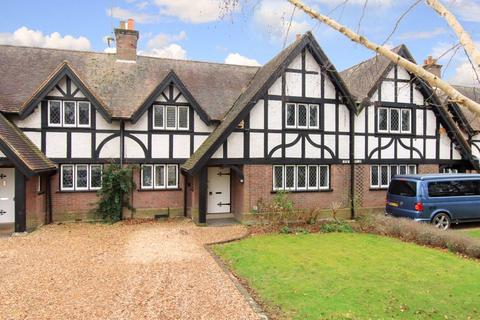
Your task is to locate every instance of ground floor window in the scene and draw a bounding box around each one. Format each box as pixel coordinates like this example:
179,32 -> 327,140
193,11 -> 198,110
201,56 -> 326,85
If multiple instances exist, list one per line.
60,164 -> 103,191
441,167 -> 459,173
370,164 -> 416,189
141,164 -> 178,189
273,165 -> 329,191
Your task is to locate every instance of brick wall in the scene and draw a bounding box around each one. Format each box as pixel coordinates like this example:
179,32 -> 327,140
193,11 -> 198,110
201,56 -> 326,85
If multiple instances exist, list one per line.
25,176 -> 46,230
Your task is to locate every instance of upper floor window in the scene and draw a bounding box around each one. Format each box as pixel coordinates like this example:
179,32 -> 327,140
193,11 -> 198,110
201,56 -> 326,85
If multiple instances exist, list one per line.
153,105 -> 189,130
48,100 -> 91,128
273,164 -> 329,191
285,103 -> 319,129
60,164 -> 102,191
377,107 -> 411,134
141,164 -> 179,189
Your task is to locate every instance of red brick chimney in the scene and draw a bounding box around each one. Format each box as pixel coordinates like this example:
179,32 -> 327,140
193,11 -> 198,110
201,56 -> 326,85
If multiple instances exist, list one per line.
114,19 -> 139,62
423,55 -> 442,78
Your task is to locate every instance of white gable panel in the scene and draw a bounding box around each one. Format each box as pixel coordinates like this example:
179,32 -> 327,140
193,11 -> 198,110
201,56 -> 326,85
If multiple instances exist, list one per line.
71,133 -> 91,158
98,136 -> 120,159
368,106 -> 375,132
425,138 -> 436,159
125,135 -> 147,158
324,104 -> 336,132
305,134 -> 320,158
96,113 -> 119,130
46,132 -> 67,158
386,68 -> 395,79
151,134 -> 169,158
338,104 -> 349,132
268,133 -> 282,158
426,110 -> 436,135
339,136 -> 349,159
268,100 -> 282,129
397,139 -> 410,158
173,135 -> 190,158
0,150 -> 5,158
194,135 -> 207,152
176,94 -> 188,103
305,73 -> 321,98
58,77 -> 67,93
305,52 -> 320,72
288,54 -> 302,70
412,138 -> 424,159
397,83 -> 411,103
48,87 -> 63,97
74,89 -> 85,98
381,138 -> 394,159
212,145 -> 223,159
249,100 -> 264,129
227,132 -> 244,158
172,86 -> 180,99
413,88 -> 424,105
416,110 -> 424,135
285,72 -> 302,97
249,133 -> 264,158
397,67 -> 410,80
268,77 -> 282,96
439,134 -> 451,159
355,110 -> 365,133
194,113 -> 213,132
24,131 -> 41,150
14,104 -> 41,128
324,77 -> 336,99
125,113 -> 148,131
380,81 -> 395,102
354,136 -> 365,159
285,134 -> 301,158
368,136 -> 378,159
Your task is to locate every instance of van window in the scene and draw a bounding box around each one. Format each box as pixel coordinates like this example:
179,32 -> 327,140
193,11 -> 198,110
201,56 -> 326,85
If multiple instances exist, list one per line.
428,180 -> 480,197
388,180 -> 417,197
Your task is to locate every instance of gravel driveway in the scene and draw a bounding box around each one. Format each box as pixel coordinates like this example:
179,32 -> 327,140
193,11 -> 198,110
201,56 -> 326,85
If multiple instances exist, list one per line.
0,219 -> 259,320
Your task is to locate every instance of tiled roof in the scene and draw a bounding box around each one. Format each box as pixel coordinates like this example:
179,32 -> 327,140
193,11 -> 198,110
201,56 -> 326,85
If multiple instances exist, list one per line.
451,85 -> 480,132
0,113 -> 56,176
0,45 -> 259,120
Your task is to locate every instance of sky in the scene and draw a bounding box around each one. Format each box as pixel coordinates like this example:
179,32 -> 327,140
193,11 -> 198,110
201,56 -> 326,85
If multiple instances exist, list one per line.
0,0 -> 479,86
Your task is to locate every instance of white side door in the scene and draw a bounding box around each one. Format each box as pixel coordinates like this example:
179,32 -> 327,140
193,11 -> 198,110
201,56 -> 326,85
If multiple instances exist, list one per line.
207,167 -> 231,214
0,168 -> 15,224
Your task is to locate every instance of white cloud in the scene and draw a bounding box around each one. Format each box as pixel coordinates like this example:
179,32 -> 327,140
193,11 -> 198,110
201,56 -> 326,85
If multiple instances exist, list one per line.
224,53 -> 261,66
107,6 -> 158,24
139,31 -> 188,60
450,60 -> 480,86
254,0 -> 311,43
153,0 -> 237,23
449,0 -> 480,23
312,0 -> 394,6
0,26 -> 91,51
399,27 -> 446,40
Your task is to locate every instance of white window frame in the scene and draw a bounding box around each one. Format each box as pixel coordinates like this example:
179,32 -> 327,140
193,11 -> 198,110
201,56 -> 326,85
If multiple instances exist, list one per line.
380,165 -> 390,188
177,106 -> 190,130
309,104 -> 320,129
389,108 -> 401,133
154,164 -> 166,189
377,107 -> 389,133
89,164 -> 103,190
273,165 -> 285,191
307,165 -> 318,190
60,165 -> 75,191
401,109 -> 412,134
48,100 -> 63,127
165,106 -> 178,130
285,103 -> 296,129
408,165 -> 417,174
284,165 -> 296,191
153,105 -> 165,130
166,164 -> 178,189
370,165 -> 380,188
296,165 -> 307,190
63,101 -> 77,128
319,165 -> 330,190
297,104 -> 309,129
141,164 -> 154,189
370,164 -> 417,189
77,101 -> 91,128
75,164 -> 89,191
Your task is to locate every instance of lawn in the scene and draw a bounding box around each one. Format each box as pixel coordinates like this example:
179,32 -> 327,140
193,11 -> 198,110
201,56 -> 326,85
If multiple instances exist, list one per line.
214,233 -> 480,319
464,229 -> 480,238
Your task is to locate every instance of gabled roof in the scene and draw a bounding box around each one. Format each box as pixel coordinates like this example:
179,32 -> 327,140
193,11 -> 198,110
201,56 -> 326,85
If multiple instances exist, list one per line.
450,85 -> 480,132
0,45 -> 258,120
340,45 -> 405,109
182,32 -> 355,175
0,113 -> 56,177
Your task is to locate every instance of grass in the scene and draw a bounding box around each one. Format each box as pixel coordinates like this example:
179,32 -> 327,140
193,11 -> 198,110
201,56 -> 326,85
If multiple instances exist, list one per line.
463,229 -> 480,238
214,233 -> 480,319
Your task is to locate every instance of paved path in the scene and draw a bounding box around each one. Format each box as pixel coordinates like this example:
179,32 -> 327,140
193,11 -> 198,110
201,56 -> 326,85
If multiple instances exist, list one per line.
0,219 -> 259,320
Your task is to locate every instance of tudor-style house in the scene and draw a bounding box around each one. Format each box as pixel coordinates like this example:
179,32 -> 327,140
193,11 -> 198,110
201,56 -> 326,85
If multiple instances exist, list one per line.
0,20 -> 478,233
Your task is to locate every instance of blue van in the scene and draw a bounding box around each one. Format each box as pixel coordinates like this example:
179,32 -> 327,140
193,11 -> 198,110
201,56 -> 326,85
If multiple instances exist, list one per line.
386,174 -> 480,230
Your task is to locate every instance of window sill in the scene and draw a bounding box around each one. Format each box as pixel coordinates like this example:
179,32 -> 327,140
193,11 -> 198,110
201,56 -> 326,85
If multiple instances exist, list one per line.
137,188 -> 182,192
369,188 -> 388,191
56,190 -> 99,193
271,188 -> 333,194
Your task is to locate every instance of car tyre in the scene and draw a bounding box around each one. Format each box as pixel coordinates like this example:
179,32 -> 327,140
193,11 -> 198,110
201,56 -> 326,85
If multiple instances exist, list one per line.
432,212 -> 451,230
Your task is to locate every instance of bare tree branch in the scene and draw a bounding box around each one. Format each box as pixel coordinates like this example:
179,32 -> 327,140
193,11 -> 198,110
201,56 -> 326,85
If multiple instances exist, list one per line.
288,0 -> 480,116
382,0 -> 422,46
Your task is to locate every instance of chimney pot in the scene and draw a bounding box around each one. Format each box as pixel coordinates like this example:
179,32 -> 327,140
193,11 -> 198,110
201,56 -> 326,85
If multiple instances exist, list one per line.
128,18 -> 135,30
120,20 -> 126,29
423,55 -> 442,79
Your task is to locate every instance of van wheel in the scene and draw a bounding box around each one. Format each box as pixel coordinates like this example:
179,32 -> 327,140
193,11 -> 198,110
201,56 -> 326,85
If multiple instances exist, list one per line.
432,213 -> 451,230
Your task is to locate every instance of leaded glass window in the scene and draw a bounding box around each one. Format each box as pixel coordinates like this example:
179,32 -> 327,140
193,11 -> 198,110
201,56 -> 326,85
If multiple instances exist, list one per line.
378,108 -> 388,132
154,165 -> 165,188
142,165 -> 153,188
297,165 -> 307,189
371,164 -> 417,189
380,165 -> 389,187
273,166 -> 284,190
319,165 -> 329,189
308,165 -> 318,189
153,105 -> 164,129
76,165 -> 88,190
63,101 -> 76,126
390,108 -> 400,132
286,104 -> 296,127
61,165 -> 74,190
309,104 -> 319,128
401,109 -> 411,133
371,165 -> 379,187
178,106 -> 189,130
285,165 -> 296,190
273,165 -> 330,191
167,165 -> 178,188
298,104 -> 307,128
77,102 -> 90,127
166,106 -> 177,129
49,101 -> 62,126
90,165 -> 103,189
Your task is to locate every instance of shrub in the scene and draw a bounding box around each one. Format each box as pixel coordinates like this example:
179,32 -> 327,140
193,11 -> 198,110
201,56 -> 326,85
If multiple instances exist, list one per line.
96,164 -> 136,222
356,214 -> 480,260
257,191 -> 296,226
320,221 -> 354,233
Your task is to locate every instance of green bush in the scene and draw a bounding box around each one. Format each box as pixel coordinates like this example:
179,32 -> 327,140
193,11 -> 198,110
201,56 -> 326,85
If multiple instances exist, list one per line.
320,221 -> 354,233
95,164 -> 136,222
356,214 -> 480,259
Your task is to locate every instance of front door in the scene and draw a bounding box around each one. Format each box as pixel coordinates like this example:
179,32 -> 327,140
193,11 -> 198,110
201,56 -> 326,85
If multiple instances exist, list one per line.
0,168 -> 15,224
207,167 -> 231,214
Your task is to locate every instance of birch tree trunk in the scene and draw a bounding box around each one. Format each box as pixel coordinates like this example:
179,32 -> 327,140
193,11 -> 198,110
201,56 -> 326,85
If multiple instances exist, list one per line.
426,0 -> 480,67
288,0 -> 480,116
